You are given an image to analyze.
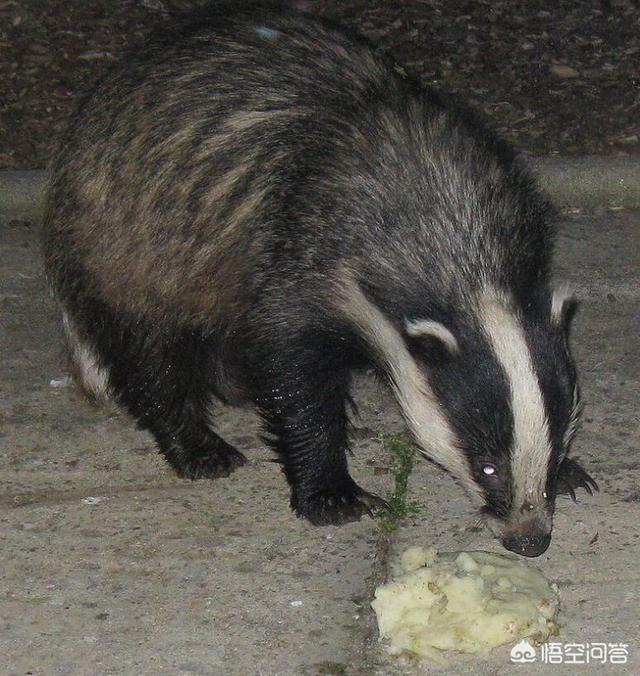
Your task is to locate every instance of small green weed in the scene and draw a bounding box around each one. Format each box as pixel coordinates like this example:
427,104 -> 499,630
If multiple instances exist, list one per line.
376,433 -> 420,532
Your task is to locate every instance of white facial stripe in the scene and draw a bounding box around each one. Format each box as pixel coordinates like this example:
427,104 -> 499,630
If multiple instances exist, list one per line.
334,269 -> 481,497
479,291 -> 552,508
405,318 -> 459,354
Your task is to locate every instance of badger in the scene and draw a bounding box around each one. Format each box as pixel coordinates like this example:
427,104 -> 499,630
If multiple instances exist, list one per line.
43,3 -> 597,557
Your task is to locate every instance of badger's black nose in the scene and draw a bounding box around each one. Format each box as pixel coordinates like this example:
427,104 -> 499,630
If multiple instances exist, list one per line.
502,532 -> 551,557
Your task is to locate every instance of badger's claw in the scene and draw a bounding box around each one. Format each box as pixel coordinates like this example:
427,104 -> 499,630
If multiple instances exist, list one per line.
293,484 -> 387,526
557,457 -> 599,501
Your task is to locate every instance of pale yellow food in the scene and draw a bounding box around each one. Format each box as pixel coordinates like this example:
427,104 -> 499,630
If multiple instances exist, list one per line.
371,546 -> 559,661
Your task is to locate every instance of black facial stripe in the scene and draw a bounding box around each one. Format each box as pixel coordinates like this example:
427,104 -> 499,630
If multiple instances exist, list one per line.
414,324 -> 515,514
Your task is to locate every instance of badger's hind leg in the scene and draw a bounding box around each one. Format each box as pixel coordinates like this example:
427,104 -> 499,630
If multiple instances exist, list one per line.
64,302 -> 246,479
152,402 -> 247,481
114,327 -> 247,480
144,386 -> 247,481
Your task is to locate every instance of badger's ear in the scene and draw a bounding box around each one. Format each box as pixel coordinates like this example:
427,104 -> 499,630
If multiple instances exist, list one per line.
551,285 -> 577,327
404,318 -> 459,355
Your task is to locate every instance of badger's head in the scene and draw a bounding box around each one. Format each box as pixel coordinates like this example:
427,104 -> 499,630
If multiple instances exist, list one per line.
338,271 -> 581,558
403,287 -> 581,557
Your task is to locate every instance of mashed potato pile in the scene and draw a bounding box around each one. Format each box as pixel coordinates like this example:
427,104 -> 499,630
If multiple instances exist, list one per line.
371,547 -> 559,660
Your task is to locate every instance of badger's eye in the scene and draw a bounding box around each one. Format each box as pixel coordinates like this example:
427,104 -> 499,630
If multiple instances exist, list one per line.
482,464 -> 497,477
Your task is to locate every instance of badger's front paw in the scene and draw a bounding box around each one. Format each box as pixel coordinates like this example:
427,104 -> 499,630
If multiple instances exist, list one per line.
292,483 -> 387,526
557,457 -> 599,501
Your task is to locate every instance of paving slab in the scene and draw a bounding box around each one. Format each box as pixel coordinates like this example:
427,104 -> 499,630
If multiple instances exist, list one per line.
1,207 -> 639,675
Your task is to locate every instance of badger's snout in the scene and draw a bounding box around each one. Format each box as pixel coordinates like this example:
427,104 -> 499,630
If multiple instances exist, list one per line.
483,505 -> 553,558
502,531 -> 551,558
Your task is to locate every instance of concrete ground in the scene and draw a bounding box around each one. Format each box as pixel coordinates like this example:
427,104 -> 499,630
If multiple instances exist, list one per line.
1,205 -> 638,675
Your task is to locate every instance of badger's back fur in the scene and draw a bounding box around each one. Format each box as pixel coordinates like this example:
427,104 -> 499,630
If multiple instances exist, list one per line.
43,6 -> 596,556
